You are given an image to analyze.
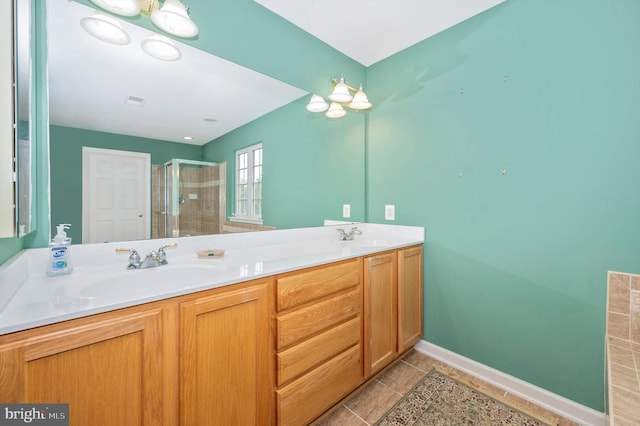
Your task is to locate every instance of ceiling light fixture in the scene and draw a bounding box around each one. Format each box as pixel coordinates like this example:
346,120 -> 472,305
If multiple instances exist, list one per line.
306,75 -> 372,119
89,0 -> 140,17
141,34 -> 181,60
80,12 -> 131,45
151,0 -> 199,38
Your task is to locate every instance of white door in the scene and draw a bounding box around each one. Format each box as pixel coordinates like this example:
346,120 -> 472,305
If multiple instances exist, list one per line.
82,147 -> 150,243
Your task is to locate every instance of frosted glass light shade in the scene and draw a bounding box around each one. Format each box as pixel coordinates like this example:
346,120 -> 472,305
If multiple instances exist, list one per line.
348,86 -> 372,110
151,0 -> 199,38
89,0 -> 140,16
80,12 -> 131,45
325,102 -> 347,118
141,34 -> 181,61
306,95 -> 329,112
328,76 -> 353,103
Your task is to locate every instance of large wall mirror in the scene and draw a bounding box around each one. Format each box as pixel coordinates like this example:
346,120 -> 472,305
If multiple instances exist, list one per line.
47,0 -> 366,244
0,0 -> 33,239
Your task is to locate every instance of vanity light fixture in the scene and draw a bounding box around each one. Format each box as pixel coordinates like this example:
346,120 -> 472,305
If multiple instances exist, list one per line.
306,75 -> 372,118
141,34 -> 182,61
151,0 -> 199,38
80,12 -> 131,45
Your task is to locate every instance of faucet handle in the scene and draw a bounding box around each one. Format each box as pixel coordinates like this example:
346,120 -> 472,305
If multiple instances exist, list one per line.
157,242 -> 177,264
158,242 -> 178,253
116,248 -> 141,269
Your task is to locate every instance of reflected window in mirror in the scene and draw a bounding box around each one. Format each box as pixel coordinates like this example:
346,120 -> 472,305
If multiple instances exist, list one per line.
233,143 -> 263,224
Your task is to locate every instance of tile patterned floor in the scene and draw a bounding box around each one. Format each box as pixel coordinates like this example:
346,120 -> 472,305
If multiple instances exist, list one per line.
312,350 -> 578,426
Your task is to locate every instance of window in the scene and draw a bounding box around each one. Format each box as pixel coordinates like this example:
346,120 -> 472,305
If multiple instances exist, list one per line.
234,143 -> 262,223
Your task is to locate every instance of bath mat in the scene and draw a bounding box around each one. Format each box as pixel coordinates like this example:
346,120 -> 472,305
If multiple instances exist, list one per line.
375,369 -> 551,425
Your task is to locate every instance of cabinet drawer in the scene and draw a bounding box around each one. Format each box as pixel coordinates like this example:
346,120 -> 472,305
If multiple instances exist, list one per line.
277,344 -> 363,426
276,288 -> 361,350
276,259 -> 361,312
277,316 -> 360,386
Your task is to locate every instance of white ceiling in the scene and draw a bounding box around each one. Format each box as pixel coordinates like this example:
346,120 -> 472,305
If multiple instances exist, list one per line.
255,0 -> 506,66
47,0 -> 505,146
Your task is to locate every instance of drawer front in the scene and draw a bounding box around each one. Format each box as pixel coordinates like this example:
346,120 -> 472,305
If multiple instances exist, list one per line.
277,344 -> 363,426
276,288 -> 361,350
277,316 -> 360,386
276,259 -> 361,312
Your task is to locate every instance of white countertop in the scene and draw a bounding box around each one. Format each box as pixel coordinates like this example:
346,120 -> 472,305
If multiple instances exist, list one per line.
0,223 -> 424,335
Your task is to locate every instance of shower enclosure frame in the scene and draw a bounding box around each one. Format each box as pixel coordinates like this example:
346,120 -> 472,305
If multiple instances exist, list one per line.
162,158 -> 226,238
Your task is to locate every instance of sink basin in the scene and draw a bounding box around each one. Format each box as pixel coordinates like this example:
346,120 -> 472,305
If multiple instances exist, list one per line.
76,264 -> 221,299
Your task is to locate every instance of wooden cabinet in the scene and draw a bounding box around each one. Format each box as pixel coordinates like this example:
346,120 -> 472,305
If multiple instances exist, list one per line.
274,259 -> 364,426
364,251 -> 398,377
0,278 -> 274,426
398,246 -> 423,353
0,307 -> 166,425
364,245 -> 423,377
180,279 -> 273,426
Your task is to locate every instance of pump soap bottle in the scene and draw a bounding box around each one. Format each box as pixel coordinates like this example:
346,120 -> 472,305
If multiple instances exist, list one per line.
47,224 -> 74,276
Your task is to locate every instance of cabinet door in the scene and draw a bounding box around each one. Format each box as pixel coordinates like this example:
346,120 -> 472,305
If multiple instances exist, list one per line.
0,309 -> 164,426
364,251 -> 397,377
179,280 -> 273,426
398,246 -> 423,353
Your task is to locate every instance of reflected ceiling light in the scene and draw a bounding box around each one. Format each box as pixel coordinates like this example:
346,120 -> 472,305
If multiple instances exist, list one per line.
80,12 -> 131,45
89,0 -> 141,17
151,0 -> 199,38
306,75 -> 372,119
141,34 -> 181,60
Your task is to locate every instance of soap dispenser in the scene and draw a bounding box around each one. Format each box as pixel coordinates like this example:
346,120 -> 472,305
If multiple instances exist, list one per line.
47,224 -> 74,276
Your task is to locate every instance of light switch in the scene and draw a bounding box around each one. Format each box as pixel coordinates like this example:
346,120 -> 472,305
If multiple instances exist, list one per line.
385,205 -> 395,221
342,204 -> 351,218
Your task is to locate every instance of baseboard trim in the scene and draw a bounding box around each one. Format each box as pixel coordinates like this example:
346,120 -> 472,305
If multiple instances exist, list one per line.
414,340 -> 606,426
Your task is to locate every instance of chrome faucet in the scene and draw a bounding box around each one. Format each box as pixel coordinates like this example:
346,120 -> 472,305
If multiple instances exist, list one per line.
337,227 -> 362,241
116,242 -> 177,269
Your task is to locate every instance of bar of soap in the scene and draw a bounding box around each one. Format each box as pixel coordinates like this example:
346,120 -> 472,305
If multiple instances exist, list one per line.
196,249 -> 225,258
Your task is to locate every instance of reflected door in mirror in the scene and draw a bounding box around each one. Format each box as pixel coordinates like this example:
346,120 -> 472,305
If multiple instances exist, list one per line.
82,148 -> 150,243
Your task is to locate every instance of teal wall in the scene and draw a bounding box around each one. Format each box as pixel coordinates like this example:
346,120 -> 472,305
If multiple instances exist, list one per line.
366,0 -> 640,411
202,97 -> 366,229
49,125 -> 202,242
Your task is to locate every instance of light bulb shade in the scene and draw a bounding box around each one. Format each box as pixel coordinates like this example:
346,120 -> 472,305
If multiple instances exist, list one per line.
141,34 -> 182,60
328,78 -> 353,103
89,0 -> 140,16
151,0 -> 199,38
80,12 -> 131,45
306,94 -> 329,112
325,102 -> 347,118
348,87 -> 372,110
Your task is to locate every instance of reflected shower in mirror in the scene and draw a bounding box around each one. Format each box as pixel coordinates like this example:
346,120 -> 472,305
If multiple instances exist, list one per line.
154,159 -> 231,239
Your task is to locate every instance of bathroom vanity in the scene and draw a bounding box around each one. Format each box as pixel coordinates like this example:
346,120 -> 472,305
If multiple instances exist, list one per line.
0,223 -> 423,425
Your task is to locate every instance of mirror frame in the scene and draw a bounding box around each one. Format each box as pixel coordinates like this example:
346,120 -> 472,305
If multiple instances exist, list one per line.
0,0 -> 33,239
0,0 -> 16,238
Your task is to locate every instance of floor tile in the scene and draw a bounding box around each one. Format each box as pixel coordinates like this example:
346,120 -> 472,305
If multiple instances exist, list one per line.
313,406 -> 367,426
345,380 -> 403,424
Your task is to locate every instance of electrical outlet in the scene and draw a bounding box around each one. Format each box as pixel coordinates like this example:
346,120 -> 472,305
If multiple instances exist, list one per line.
342,204 -> 351,218
385,205 -> 395,221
